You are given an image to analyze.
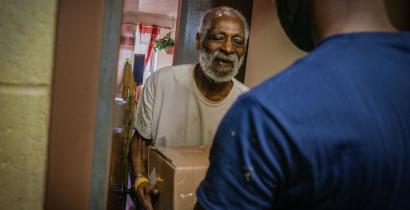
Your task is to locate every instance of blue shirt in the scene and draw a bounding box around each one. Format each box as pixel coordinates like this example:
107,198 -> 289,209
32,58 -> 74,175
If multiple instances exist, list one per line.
197,32 -> 410,210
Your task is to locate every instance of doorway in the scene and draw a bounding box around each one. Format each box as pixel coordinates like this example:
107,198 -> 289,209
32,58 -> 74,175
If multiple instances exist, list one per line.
108,1 -> 180,210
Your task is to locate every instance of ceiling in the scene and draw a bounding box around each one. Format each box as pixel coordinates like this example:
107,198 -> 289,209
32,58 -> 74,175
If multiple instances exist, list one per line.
124,0 -> 179,18
140,0 -> 179,17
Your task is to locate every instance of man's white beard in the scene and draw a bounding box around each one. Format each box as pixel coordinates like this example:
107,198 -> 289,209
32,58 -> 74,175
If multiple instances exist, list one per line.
198,48 -> 244,83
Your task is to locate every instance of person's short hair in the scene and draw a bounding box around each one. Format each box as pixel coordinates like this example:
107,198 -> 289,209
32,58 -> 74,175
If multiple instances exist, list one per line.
198,6 -> 249,48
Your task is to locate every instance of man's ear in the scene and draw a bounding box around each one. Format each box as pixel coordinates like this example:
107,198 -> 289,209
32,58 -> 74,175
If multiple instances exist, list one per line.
196,33 -> 201,49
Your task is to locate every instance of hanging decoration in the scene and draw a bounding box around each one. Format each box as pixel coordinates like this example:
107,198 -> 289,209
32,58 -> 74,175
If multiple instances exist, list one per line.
154,32 -> 175,52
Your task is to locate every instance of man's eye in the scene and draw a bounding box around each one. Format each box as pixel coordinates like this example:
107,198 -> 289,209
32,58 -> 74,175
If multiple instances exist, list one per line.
210,35 -> 225,41
233,38 -> 244,46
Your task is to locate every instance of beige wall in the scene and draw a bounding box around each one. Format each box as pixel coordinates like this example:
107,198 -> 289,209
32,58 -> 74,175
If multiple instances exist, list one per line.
245,0 -> 409,88
245,0 -> 305,88
0,0 -> 57,210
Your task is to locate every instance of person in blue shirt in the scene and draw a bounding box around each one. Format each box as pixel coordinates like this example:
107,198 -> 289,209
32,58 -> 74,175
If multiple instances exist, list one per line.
196,0 -> 410,209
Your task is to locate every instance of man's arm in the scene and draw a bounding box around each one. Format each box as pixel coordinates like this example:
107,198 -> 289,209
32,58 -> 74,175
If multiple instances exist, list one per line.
129,73 -> 157,209
129,130 -> 158,210
130,69 -> 157,178
129,130 -> 150,177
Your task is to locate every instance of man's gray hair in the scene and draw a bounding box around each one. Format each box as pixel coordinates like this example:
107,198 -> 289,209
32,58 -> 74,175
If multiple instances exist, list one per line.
198,6 -> 250,47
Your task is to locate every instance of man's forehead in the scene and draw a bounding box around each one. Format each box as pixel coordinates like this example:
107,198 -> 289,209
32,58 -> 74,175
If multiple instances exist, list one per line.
209,13 -> 244,29
212,10 -> 239,19
214,10 -> 232,17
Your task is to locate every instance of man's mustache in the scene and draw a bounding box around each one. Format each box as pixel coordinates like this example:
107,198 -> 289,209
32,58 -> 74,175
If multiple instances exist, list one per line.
210,50 -> 239,64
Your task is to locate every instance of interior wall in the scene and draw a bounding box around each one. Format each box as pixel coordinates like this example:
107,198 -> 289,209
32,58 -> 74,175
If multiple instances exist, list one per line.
0,1 -> 57,210
245,0 -> 305,88
245,0 -> 409,88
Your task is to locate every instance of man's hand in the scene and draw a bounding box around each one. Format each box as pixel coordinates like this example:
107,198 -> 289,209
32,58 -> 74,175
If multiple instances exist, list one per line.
135,180 -> 159,210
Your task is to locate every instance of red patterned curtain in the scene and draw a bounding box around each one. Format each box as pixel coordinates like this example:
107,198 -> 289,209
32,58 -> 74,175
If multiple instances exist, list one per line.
139,25 -> 161,65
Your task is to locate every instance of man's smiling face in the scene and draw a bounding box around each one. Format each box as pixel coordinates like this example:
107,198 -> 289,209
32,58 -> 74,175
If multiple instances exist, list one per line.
198,14 -> 246,82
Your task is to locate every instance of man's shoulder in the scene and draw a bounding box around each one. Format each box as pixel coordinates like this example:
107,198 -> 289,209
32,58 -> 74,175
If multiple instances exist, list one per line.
143,64 -> 195,95
154,64 -> 195,77
232,78 -> 249,93
145,64 -> 195,86
239,54 -> 332,120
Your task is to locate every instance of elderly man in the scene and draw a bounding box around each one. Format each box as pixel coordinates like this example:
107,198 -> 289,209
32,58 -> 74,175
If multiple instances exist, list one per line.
196,0 -> 410,209
129,6 -> 249,210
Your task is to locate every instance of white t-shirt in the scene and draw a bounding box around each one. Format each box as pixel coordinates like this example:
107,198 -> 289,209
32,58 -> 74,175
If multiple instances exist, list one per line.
133,64 -> 248,146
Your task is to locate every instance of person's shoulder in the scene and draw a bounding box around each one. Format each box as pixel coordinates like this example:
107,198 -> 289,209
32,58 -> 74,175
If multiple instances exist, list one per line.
239,55 -> 321,114
248,34 -> 357,94
230,90 -> 265,115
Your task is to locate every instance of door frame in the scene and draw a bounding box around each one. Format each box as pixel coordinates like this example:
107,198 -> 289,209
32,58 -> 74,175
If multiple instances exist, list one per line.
45,0 -> 122,209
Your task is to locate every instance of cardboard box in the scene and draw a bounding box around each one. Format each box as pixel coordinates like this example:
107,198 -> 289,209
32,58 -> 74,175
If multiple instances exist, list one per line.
148,146 -> 210,210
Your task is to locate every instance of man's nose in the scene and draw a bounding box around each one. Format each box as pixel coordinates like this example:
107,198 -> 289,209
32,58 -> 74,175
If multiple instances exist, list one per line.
221,40 -> 234,54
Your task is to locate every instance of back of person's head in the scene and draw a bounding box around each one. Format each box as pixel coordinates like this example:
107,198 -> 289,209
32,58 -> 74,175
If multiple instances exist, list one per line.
275,0 -> 397,51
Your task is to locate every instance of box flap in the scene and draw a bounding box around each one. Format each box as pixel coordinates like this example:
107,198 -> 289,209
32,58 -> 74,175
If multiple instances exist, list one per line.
154,145 -> 210,168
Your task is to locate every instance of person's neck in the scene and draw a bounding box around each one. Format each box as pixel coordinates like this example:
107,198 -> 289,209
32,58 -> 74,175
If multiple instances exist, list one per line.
311,0 -> 398,44
194,64 -> 234,102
